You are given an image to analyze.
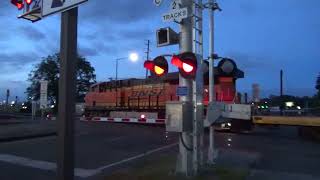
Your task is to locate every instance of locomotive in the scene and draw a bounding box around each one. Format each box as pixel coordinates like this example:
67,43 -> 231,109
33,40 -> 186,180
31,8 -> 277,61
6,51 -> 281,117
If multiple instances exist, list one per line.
84,58 -> 244,119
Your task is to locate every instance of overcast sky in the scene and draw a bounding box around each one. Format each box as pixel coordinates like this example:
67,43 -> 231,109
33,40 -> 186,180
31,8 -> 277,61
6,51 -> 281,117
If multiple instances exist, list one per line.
0,0 -> 319,101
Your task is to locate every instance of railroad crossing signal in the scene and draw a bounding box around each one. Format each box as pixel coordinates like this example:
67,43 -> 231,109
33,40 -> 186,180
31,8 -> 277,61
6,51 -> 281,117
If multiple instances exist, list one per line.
171,52 -> 197,79
144,56 -> 168,77
217,58 -> 238,76
25,0 -> 33,5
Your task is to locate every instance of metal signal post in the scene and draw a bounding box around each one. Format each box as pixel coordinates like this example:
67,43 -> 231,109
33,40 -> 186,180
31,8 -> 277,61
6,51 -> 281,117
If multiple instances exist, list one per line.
57,7 -> 78,180
176,0 -> 194,176
208,0 -> 215,164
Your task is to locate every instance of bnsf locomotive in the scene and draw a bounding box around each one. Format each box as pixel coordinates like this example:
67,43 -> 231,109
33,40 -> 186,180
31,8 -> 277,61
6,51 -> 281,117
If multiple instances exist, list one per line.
84,59 -> 244,119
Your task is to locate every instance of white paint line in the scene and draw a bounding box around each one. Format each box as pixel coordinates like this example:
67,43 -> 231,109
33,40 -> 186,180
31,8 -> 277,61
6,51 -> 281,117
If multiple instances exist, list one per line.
0,142 -> 178,178
96,142 -> 178,172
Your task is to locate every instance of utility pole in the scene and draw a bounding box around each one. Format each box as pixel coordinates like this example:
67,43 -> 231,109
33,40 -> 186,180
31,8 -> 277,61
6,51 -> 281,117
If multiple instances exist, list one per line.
280,69 -> 283,116
244,93 -> 248,104
176,0 -> 194,176
57,7 -> 78,180
208,0 -> 216,164
145,40 -> 150,78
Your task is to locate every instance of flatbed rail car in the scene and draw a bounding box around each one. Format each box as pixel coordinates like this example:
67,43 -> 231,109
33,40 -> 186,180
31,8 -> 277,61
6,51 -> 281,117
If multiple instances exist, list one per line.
84,65 -> 244,119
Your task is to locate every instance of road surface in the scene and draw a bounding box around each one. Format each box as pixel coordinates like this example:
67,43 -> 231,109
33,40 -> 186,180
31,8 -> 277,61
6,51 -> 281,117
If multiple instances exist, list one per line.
0,120 -> 319,180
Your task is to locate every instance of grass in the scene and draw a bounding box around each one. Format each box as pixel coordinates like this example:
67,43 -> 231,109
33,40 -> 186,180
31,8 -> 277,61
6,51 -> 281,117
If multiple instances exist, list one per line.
104,153 -> 249,180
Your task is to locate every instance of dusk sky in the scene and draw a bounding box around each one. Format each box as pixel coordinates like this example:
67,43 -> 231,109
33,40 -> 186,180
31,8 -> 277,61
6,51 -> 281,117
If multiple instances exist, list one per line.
0,0 -> 319,101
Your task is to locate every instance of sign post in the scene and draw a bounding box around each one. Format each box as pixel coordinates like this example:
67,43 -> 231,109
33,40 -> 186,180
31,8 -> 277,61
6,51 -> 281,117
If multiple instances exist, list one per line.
176,0 -> 194,176
57,7 -> 78,180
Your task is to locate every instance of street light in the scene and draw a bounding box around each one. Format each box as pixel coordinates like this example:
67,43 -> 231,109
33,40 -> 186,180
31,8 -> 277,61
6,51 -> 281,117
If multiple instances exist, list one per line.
115,52 -> 139,107
129,52 -> 139,62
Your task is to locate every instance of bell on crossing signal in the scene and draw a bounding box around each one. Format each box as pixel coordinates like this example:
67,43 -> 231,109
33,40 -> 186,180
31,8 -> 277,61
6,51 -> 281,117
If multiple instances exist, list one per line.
171,52 -> 197,79
144,56 -> 168,77
156,27 -> 179,47
11,0 -> 24,10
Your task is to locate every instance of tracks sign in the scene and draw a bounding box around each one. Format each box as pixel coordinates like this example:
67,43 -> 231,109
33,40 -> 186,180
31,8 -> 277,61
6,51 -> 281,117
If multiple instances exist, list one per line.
162,7 -> 188,22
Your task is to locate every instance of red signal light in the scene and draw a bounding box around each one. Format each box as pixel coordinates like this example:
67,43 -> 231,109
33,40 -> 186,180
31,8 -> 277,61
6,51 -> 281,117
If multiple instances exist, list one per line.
143,56 -> 168,77
171,55 -> 182,68
171,52 -> 197,79
154,65 -> 165,75
182,62 -> 194,73
25,0 -> 32,5
11,0 -> 24,10
144,60 -> 154,71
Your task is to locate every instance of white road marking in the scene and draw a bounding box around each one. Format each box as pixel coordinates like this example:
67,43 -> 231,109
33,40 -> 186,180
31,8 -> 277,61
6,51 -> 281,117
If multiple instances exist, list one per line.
0,142 -> 178,178
96,142 -> 178,172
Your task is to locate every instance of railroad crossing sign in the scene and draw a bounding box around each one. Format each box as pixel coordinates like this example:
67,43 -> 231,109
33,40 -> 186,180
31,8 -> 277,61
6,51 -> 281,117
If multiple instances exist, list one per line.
162,7 -> 188,22
42,0 -> 87,17
170,0 -> 182,9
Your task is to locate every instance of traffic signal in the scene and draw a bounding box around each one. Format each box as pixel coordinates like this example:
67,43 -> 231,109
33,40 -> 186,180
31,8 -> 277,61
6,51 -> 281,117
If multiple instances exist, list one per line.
171,52 -> 197,79
11,0 -> 24,10
144,56 -> 168,77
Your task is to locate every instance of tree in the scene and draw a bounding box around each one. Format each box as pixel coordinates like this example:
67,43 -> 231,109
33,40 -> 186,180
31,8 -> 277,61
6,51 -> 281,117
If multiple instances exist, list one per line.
26,53 -> 96,105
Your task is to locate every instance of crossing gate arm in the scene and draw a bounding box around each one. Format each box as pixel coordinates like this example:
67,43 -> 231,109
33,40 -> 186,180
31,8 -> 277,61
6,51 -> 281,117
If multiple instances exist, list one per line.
253,116 -> 320,127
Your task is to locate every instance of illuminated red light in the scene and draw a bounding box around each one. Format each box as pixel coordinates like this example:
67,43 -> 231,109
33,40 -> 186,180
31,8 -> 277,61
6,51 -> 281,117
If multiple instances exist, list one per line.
144,60 -> 154,70
154,66 -> 165,75
11,0 -> 24,10
140,114 -> 146,119
144,58 -> 167,77
171,55 -> 182,68
17,3 -> 23,9
25,0 -> 32,5
182,63 -> 193,73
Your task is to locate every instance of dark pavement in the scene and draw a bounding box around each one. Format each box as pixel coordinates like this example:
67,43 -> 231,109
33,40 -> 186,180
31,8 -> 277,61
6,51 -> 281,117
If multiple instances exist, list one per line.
0,121 -> 177,179
0,120 -> 319,180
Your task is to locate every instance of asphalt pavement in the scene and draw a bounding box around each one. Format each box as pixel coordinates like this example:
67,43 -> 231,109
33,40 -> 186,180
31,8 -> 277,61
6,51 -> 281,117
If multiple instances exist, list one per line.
0,120 -> 319,180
